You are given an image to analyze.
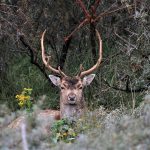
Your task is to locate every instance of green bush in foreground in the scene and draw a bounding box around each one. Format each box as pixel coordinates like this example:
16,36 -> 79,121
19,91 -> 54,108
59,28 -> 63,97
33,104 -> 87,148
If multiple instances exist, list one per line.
51,119 -> 77,143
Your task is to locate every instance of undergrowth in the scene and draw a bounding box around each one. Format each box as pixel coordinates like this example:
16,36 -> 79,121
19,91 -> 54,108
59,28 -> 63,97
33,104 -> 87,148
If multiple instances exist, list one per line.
50,119 -> 77,143
0,93 -> 150,150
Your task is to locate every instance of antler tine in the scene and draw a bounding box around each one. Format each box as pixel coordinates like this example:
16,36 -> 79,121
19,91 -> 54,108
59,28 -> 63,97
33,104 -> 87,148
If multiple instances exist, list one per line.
58,66 -> 67,77
79,29 -> 102,78
41,30 -> 67,77
77,64 -> 84,77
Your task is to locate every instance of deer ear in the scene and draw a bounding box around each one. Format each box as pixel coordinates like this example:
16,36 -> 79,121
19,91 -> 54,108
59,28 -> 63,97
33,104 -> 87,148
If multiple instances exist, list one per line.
49,75 -> 61,86
83,74 -> 95,86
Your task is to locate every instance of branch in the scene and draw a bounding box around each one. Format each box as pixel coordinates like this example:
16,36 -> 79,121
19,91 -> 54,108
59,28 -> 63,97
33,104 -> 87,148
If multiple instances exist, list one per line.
65,4 -> 134,41
64,18 -> 89,42
58,37 -> 72,70
75,0 -> 90,18
103,78 -> 149,93
90,0 -> 101,14
115,31 -> 137,49
94,5 -> 133,22
19,35 -> 51,82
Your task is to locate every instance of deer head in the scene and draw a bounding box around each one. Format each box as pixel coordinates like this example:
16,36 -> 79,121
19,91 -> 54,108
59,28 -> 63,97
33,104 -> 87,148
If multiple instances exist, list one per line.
41,29 -> 102,120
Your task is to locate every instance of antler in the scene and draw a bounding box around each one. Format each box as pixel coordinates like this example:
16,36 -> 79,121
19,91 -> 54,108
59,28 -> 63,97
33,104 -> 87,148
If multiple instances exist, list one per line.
41,30 -> 67,77
78,29 -> 102,78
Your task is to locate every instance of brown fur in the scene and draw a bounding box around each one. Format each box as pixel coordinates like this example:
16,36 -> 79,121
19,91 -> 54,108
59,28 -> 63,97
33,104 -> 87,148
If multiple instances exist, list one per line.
59,77 -> 86,120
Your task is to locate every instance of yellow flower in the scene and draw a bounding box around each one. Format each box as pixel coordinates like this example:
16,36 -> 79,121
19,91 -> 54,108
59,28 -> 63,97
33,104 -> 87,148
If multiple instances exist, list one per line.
15,88 -> 33,110
19,95 -> 26,101
15,95 -> 19,99
18,101 -> 24,107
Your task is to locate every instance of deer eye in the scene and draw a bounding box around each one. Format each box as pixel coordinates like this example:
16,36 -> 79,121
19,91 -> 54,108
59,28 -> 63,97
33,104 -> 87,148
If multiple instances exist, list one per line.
79,86 -> 83,89
61,86 -> 65,90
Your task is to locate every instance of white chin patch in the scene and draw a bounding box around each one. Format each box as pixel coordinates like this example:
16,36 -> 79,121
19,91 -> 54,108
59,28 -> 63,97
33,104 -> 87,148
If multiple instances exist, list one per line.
68,101 -> 76,105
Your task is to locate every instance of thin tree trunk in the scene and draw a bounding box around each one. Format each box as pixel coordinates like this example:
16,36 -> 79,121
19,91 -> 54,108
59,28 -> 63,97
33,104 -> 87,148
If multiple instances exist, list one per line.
58,38 -> 72,70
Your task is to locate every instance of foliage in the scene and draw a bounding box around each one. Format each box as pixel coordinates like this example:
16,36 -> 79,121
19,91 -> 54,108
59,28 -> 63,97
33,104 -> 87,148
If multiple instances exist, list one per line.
0,55 -> 59,110
0,94 -> 150,150
51,119 -> 77,143
15,88 -> 33,111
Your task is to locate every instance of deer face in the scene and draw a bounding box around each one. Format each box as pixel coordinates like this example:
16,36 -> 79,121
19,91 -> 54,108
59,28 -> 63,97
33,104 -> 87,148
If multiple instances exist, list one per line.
49,74 -> 95,105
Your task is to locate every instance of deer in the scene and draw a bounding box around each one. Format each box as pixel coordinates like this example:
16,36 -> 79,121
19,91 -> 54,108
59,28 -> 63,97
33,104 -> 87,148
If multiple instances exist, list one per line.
41,29 -> 102,120
8,29 -> 102,130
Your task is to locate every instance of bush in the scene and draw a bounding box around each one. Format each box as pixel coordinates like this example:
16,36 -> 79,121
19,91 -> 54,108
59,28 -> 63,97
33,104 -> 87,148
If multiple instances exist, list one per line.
0,94 -> 150,150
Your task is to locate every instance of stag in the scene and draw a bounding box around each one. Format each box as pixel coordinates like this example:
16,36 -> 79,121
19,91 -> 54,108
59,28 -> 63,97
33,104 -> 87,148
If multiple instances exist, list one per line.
41,29 -> 102,120
8,29 -> 102,130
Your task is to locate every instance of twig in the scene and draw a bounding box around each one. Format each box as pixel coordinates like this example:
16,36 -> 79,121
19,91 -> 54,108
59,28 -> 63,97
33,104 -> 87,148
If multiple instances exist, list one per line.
103,78 -> 148,93
19,35 -> 51,82
64,18 -> 89,42
94,5 -> 134,22
75,0 -> 90,18
65,3 -> 134,41
90,0 -> 101,14
0,3 -> 18,8
115,31 -> 137,49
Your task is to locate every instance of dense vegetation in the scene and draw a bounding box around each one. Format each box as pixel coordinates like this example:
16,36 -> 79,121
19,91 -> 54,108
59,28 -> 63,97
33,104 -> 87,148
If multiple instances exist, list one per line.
0,0 -> 150,149
0,95 -> 150,149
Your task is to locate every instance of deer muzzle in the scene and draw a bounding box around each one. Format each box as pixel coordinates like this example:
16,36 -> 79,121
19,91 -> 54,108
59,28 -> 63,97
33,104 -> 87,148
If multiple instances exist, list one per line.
68,93 -> 76,104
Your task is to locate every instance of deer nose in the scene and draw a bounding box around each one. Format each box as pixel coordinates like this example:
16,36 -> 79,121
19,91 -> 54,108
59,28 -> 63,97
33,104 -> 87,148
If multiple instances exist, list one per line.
68,94 -> 76,102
